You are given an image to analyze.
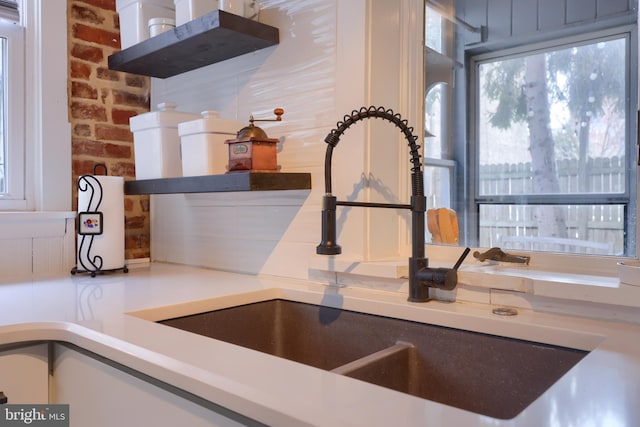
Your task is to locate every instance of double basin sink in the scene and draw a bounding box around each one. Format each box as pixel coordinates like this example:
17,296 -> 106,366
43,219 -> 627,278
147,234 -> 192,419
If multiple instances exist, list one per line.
157,298 -> 589,419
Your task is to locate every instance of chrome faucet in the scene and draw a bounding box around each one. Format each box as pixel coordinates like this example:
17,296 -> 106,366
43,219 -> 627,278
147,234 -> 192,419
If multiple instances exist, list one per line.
316,106 -> 470,302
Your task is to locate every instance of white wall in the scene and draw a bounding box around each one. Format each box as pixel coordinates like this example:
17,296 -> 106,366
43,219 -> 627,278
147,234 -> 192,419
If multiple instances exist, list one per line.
150,0 -> 423,279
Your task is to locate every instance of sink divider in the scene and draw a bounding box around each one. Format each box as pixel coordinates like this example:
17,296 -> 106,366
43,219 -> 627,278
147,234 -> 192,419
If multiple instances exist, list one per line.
330,341 -> 415,376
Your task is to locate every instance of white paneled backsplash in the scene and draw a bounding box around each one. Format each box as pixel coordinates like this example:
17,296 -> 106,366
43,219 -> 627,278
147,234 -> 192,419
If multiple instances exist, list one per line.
151,191 -> 313,275
150,0 -> 416,279
0,212 -> 76,281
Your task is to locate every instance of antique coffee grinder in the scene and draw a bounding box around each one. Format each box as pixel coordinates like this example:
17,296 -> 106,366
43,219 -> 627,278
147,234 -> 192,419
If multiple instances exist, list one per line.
225,108 -> 284,172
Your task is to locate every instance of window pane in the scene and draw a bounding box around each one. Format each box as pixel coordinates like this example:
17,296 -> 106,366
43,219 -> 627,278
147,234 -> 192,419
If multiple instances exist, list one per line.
425,83 -> 444,158
425,6 -> 443,53
478,38 -> 626,196
479,204 -> 624,256
475,35 -> 632,256
425,165 -> 451,208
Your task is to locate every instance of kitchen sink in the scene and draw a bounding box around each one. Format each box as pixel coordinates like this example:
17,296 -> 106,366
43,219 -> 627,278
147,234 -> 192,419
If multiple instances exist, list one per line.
158,299 -> 588,419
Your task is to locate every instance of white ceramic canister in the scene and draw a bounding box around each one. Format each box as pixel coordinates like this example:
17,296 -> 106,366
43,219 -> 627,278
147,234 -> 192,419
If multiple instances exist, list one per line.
116,0 -> 175,48
218,0 -> 259,19
178,111 -> 242,176
174,0 -> 219,26
130,102 -> 199,179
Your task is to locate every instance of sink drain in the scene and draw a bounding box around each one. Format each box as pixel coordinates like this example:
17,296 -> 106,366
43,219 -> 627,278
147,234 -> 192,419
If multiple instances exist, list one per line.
492,307 -> 518,316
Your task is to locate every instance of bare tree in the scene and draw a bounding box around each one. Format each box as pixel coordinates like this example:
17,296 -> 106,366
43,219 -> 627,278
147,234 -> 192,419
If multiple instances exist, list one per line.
524,54 -> 568,238
482,54 -> 567,239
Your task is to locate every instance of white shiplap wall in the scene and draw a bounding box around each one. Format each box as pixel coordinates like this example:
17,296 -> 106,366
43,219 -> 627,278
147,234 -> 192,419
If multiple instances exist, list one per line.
149,0 -> 422,279
0,213 -> 76,281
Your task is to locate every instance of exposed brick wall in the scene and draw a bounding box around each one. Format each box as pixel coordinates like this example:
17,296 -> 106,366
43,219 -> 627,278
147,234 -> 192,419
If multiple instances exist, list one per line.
67,0 -> 151,260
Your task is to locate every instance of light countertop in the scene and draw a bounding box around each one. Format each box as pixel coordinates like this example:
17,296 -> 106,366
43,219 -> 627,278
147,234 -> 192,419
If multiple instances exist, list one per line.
0,263 -> 639,426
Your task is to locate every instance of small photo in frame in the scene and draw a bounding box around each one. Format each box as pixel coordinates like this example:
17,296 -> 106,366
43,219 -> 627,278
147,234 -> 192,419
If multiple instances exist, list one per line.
78,212 -> 103,235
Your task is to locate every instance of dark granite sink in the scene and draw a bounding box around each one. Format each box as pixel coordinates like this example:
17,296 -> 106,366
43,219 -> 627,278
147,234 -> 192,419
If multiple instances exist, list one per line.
159,299 -> 588,419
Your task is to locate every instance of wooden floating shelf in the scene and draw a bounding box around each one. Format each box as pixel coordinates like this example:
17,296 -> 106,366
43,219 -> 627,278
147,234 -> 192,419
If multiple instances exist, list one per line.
124,172 -> 312,195
108,10 -> 279,78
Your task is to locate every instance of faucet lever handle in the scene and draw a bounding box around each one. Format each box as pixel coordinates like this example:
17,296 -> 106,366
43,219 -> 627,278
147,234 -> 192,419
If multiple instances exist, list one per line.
411,247 -> 470,295
473,247 -> 530,264
453,247 -> 471,270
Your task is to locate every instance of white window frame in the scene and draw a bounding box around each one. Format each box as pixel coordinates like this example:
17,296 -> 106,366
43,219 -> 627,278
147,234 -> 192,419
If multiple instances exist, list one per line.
0,14 -> 25,209
0,0 -> 72,213
468,28 -> 637,259
421,11 -> 639,278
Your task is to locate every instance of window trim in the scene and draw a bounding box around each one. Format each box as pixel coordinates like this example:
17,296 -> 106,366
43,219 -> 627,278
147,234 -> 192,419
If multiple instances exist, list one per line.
16,0 -> 70,213
0,17 -> 25,209
466,26 -> 638,258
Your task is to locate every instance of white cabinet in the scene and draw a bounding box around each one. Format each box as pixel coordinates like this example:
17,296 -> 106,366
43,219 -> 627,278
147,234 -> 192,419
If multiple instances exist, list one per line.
51,344 -> 255,427
0,343 -> 49,404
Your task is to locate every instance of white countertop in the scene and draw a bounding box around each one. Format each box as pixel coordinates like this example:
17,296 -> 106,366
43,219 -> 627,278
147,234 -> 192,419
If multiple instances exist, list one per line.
1,263 -> 639,426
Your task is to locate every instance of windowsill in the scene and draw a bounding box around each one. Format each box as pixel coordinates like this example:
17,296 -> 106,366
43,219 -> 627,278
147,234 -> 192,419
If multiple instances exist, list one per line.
0,211 -> 75,220
308,254 -> 640,323
309,254 -> 621,285
458,264 -> 634,306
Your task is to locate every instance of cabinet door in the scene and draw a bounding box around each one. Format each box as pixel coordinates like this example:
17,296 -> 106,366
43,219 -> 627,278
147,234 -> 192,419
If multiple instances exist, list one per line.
0,343 -> 49,404
52,344 -> 260,427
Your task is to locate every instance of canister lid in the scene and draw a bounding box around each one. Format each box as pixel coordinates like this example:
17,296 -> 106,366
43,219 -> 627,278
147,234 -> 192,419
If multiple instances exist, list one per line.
129,102 -> 199,131
178,110 -> 243,136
